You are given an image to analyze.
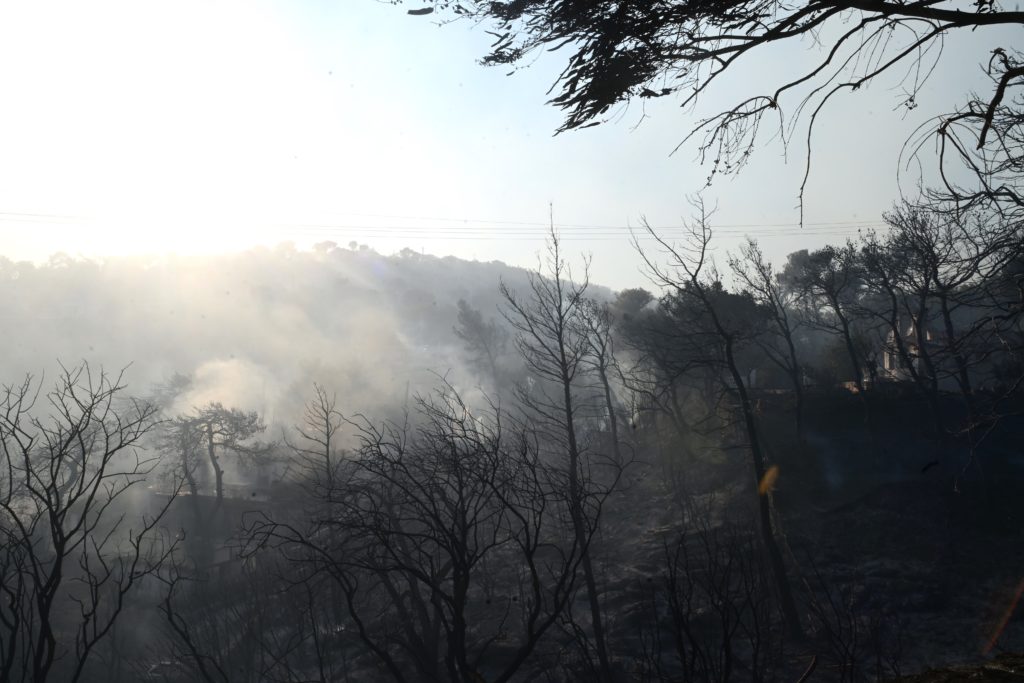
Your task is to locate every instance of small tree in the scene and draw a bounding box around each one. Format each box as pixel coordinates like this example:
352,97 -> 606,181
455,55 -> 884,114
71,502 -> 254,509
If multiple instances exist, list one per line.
616,294 -> 705,446
0,364 -> 178,683
286,382 -> 345,494
454,298 -> 509,391
729,238 -> 807,440
885,203 -> 1021,403
637,506 -> 786,683
163,403 -> 272,506
155,387 -> 346,683
580,299 -> 626,463
781,244 -> 868,393
635,202 -> 803,638
500,231 -> 621,678
249,383 -> 585,683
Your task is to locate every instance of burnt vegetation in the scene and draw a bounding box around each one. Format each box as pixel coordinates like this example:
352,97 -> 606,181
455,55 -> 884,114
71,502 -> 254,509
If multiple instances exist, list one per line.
1,0 -> 1022,678
1,200 -> 1023,681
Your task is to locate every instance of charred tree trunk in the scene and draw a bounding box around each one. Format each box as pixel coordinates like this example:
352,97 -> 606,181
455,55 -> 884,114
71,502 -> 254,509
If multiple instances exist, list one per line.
560,356 -> 612,679
779,326 -> 806,443
598,361 -> 622,463
723,336 -> 803,639
205,423 -> 224,506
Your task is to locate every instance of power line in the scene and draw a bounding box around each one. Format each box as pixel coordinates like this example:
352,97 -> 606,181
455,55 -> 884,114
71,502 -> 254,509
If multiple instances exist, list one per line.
0,210 -> 886,233
260,211 -> 882,230
0,212 -> 886,243
268,223 -> 881,234
271,229 -> 876,241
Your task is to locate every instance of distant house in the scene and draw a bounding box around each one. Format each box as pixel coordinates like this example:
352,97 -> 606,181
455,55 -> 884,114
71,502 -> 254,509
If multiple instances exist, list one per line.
878,314 -> 1016,393
881,317 -> 945,383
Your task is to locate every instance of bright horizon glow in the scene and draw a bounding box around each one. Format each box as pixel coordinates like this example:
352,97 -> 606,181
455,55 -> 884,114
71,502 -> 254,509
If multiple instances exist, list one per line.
0,0 -> 1013,289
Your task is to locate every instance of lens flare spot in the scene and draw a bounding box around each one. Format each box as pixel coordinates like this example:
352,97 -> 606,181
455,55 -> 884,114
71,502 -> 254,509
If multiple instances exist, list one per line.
984,577 -> 1024,654
758,465 -> 779,495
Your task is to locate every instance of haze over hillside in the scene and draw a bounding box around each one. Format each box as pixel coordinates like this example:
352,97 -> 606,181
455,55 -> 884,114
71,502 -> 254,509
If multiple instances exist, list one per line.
1,0 -> 1021,678
0,243 -> 607,426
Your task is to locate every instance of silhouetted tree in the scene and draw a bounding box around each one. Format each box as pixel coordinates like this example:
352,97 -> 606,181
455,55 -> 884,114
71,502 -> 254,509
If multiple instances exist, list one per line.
580,299 -> 626,463
635,202 -> 803,638
156,552 -> 332,683
156,387 -> 349,683
454,298 -> 508,390
500,231 -> 619,679
0,364 -> 178,683
163,404 -> 272,506
617,294 -> 704,444
729,238 -> 807,440
286,382 -> 345,493
859,229 -> 946,435
155,403 -> 274,580
781,244 -> 868,394
637,507 -> 786,682
880,203 -> 1024,483
610,288 -> 654,323
249,383 -> 585,683
885,203 -> 1021,401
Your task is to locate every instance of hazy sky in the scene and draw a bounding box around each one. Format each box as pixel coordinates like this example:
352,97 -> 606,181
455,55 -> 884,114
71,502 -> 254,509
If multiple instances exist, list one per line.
0,0 -> 1012,289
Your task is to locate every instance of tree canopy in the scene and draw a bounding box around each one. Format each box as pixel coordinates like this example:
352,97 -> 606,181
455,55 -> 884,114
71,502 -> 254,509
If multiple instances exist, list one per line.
405,0 -> 1023,217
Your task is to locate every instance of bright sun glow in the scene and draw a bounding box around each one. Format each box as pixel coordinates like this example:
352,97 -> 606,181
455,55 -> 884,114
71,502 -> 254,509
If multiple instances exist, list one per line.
0,0 -> 466,261
1,0 -> 999,288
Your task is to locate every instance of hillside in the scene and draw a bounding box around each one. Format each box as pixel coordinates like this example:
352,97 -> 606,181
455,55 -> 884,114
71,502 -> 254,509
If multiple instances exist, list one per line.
0,244 -> 608,424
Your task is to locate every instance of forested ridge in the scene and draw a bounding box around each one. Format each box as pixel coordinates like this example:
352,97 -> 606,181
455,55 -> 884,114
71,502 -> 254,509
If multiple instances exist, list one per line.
1,200 -> 1023,682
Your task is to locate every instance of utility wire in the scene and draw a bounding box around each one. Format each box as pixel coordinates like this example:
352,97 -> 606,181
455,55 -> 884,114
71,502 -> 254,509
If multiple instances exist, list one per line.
0,210 -> 886,232
0,210 -> 887,242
